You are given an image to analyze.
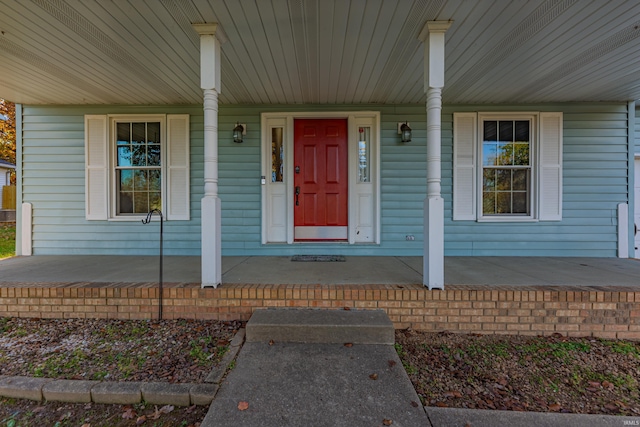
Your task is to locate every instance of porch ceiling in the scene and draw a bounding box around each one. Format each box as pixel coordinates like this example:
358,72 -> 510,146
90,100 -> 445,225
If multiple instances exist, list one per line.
1,0 -> 639,105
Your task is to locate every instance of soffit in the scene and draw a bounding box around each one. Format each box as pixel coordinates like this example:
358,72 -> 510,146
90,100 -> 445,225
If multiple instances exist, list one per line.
0,0 -> 639,105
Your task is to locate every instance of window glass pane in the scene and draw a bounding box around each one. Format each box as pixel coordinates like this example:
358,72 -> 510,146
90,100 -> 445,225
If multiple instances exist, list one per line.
498,121 -> 513,141
148,169 -> 161,192
131,145 -> 146,166
117,146 -> 132,167
271,127 -> 284,182
496,192 -> 511,214
482,142 -> 497,166
147,122 -> 161,144
482,169 -> 495,191
117,123 -> 130,145
483,192 -> 496,214
483,121 -> 497,141
134,192 -> 149,214
513,169 -> 528,191
513,143 -> 529,166
513,192 -> 528,213
119,192 -> 133,213
149,192 -> 162,211
131,123 -> 146,144
496,169 -> 511,190
118,170 -> 134,191
147,144 -> 161,166
134,170 -> 148,191
496,142 -> 513,165
358,127 -> 371,183
515,121 -> 529,142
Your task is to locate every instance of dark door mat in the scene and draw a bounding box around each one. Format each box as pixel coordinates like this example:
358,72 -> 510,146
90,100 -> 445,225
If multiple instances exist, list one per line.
291,255 -> 346,262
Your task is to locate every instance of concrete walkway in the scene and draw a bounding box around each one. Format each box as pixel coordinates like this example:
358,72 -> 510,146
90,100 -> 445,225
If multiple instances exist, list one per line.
202,342 -> 428,426
200,308 -> 640,427
200,338 -> 640,427
1,255 -> 639,287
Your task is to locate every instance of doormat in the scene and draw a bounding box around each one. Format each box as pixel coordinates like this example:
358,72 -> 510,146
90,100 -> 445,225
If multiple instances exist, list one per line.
291,255 -> 346,262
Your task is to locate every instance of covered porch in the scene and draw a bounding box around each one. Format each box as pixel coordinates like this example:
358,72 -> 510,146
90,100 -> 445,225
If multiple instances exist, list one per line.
0,256 -> 638,340
0,255 -> 639,288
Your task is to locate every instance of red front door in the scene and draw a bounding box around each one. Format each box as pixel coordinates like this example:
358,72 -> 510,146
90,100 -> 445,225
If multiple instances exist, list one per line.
294,119 -> 348,240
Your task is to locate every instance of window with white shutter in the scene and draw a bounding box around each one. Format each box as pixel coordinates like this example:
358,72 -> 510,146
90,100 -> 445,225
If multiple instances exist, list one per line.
84,114 -> 190,221
453,112 -> 562,222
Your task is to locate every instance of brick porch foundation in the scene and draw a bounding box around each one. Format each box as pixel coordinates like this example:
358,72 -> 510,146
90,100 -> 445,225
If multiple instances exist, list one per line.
1,283 -> 639,340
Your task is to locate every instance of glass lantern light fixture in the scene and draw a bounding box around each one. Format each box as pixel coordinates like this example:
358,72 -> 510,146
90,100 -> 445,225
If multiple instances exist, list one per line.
233,122 -> 246,143
399,121 -> 412,143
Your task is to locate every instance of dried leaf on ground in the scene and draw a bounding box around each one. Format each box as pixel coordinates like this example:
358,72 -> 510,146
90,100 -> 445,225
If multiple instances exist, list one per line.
395,330 -> 640,415
122,408 -> 136,419
0,318 -> 242,384
238,401 -> 249,411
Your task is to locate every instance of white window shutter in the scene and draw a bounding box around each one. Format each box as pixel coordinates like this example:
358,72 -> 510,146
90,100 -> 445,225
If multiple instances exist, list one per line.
166,114 -> 190,220
539,112 -> 563,221
453,112 -> 477,220
85,115 -> 108,220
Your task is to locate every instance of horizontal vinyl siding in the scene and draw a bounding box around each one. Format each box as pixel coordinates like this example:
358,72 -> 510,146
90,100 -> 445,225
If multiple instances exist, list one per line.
636,106 -> 640,153
22,103 -> 627,257
444,104 -> 627,257
22,106 -> 202,255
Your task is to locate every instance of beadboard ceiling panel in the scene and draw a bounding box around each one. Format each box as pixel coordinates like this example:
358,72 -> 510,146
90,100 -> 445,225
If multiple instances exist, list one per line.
0,0 -> 639,105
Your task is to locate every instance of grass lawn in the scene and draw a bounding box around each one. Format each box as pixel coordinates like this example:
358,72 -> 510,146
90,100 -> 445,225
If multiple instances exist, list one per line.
0,224 -> 15,259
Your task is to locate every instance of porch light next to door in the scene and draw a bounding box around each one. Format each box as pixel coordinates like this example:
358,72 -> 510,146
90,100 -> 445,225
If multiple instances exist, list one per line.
233,122 -> 246,143
398,122 -> 412,143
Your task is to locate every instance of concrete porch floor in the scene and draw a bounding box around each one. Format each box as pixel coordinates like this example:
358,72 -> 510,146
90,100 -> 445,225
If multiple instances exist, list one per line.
0,255 -> 639,288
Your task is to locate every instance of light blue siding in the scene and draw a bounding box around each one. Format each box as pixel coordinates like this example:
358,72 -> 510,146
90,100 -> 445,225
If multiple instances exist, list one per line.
22,106 -> 203,256
21,103 -> 628,257
443,104 -> 627,256
636,106 -> 640,153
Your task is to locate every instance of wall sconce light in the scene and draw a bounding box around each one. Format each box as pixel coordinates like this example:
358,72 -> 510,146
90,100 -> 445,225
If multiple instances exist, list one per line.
398,121 -> 412,143
233,122 -> 246,143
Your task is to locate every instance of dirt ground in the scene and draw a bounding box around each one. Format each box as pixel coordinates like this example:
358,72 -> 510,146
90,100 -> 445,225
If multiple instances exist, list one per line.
395,329 -> 640,416
0,399 -> 208,427
1,318 -> 639,425
0,318 -> 241,426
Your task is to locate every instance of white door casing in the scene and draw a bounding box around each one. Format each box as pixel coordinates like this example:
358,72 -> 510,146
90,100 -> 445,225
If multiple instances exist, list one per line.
261,112 -> 380,245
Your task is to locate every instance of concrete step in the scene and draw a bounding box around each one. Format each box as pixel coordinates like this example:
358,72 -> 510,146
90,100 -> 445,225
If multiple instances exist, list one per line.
246,308 -> 394,345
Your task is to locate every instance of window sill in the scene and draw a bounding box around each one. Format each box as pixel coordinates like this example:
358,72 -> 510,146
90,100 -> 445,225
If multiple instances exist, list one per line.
477,217 -> 538,223
108,216 -> 162,222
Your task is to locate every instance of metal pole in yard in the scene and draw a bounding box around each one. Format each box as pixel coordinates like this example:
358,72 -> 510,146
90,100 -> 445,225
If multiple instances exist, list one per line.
142,209 -> 163,320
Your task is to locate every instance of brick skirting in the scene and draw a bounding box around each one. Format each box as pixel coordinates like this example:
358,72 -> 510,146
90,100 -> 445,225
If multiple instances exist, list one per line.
1,284 -> 639,340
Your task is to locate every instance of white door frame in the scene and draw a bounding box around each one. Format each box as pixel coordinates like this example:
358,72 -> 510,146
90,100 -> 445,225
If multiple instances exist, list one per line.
261,111 -> 380,245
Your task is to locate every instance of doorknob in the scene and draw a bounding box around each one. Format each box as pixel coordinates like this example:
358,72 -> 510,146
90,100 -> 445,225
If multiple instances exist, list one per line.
295,186 -> 300,206
295,166 -> 300,174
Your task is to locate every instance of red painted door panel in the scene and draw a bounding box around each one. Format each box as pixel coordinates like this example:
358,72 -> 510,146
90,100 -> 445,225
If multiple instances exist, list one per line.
294,119 -> 348,240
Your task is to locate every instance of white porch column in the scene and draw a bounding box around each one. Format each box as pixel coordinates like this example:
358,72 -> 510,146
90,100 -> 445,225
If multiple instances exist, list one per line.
194,23 -> 226,288
419,21 -> 452,290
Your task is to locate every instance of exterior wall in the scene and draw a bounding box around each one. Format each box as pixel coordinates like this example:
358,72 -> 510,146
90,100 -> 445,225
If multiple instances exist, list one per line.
636,106 -> 640,153
21,103 -> 628,257
22,106 -> 203,255
445,104 -> 628,256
